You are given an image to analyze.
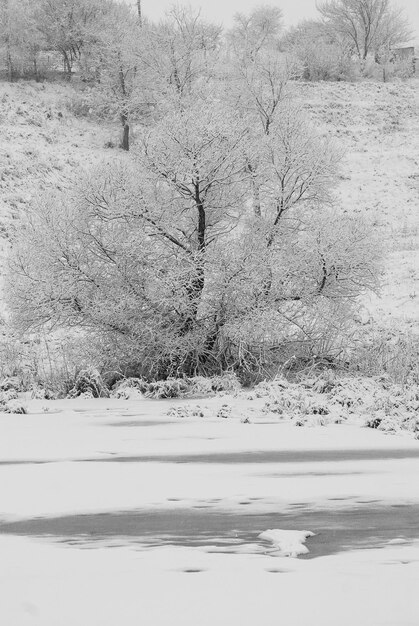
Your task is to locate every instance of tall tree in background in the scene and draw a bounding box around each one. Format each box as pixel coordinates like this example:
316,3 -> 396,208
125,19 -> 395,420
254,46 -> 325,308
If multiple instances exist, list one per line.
228,5 -> 283,61
37,0 -> 111,78
86,2 -> 140,150
226,6 -> 297,215
0,0 -> 13,80
318,0 -> 411,61
136,6 -> 221,111
0,0 -> 44,80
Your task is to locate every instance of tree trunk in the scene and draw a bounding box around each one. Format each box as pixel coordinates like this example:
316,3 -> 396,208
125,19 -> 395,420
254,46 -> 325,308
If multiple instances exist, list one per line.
118,64 -> 129,150
180,185 -> 206,335
137,0 -> 142,26
247,161 -> 261,217
120,113 -> 130,151
62,51 -> 72,80
6,46 -> 13,82
33,57 -> 40,82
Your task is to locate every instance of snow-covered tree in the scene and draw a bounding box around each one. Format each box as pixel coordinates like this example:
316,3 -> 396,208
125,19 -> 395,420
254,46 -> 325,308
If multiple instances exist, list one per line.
36,0 -> 112,78
317,0 -> 412,61
8,96 -> 381,376
135,6 -> 222,112
0,0 -> 44,80
81,2 -> 141,150
228,5 -> 283,62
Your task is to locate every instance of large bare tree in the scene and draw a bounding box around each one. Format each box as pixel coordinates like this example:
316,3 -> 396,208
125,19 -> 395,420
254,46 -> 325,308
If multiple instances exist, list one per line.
318,0 -> 412,60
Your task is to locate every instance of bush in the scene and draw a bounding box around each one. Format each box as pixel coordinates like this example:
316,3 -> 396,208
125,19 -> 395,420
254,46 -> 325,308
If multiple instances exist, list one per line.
208,373 -> 241,394
0,377 -> 21,392
111,378 -> 148,399
166,404 -> 206,419
187,373 -> 241,396
349,326 -> 419,385
0,389 -> 18,402
145,378 -> 190,399
30,384 -> 56,400
217,404 -> 232,419
67,368 -> 109,399
111,373 -> 242,400
64,91 -> 93,118
0,399 -> 27,414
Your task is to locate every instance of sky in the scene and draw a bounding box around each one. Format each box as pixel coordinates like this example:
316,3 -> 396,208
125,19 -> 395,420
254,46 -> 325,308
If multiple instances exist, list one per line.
129,0 -> 419,42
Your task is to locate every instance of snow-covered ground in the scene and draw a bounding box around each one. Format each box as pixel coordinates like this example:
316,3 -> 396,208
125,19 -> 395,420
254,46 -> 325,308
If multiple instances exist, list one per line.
301,79 -> 419,331
1,396 -> 419,625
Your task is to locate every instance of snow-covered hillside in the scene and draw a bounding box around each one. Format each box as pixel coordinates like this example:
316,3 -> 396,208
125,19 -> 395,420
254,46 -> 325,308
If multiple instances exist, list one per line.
300,80 -> 419,329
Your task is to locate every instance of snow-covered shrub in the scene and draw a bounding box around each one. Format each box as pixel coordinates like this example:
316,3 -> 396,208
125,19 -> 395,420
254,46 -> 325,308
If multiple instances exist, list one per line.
377,416 -> 403,434
111,374 -> 240,401
65,92 -> 93,118
327,376 -> 378,412
67,368 -> 109,399
2,399 -> 27,414
254,377 -> 289,399
295,414 -> 328,427
167,405 -> 191,418
30,384 -> 56,400
111,377 -> 148,399
0,389 -> 18,402
166,404 -> 206,419
145,378 -> 189,399
112,386 -> 144,400
0,377 -> 21,392
208,373 -> 241,394
350,326 -> 419,385
217,404 -> 232,419
114,377 -> 148,391
185,373 -> 241,396
363,378 -> 419,435
262,384 -> 330,418
186,376 -> 214,396
365,415 -> 383,429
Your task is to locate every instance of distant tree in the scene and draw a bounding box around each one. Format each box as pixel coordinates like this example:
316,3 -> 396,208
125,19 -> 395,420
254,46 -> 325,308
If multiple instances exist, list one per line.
136,0 -> 142,26
0,0 -> 44,80
83,2 -> 140,150
282,19 -> 355,81
317,0 -> 412,61
225,6 -> 299,216
36,0 -> 112,78
135,6 -> 222,110
228,5 -> 283,61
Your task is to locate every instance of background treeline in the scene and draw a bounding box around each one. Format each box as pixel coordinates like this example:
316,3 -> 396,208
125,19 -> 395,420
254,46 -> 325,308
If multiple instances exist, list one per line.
0,0 -> 414,85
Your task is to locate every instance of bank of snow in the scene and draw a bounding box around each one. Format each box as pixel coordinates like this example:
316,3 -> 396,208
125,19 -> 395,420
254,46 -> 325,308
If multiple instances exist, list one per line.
1,534 -> 419,626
